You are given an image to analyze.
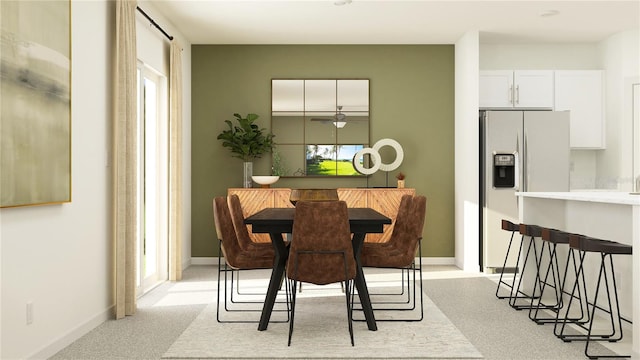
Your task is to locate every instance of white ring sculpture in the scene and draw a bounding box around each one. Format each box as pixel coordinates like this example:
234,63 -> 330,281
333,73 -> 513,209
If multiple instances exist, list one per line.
352,138 -> 404,175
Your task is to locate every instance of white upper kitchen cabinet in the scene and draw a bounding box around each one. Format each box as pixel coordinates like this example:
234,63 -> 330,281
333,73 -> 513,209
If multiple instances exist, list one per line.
554,70 -> 605,149
480,70 -> 554,109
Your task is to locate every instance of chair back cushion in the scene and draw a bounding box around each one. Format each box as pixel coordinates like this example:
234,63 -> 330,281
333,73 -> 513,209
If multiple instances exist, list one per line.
410,195 -> 427,251
213,197 -> 272,270
287,200 -> 356,285
386,195 -> 423,263
361,195 -> 426,268
386,195 -> 414,246
227,194 -> 258,251
213,197 -> 243,262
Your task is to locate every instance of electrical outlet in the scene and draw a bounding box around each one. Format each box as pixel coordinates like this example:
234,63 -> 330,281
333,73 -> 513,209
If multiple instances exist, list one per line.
26,302 -> 33,325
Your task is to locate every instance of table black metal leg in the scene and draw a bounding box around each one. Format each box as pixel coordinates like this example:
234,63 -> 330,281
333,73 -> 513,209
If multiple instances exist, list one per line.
355,264 -> 377,331
258,233 -> 288,331
352,233 -> 377,331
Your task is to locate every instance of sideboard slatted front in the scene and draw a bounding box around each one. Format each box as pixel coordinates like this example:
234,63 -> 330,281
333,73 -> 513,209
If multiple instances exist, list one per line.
227,188 -> 416,244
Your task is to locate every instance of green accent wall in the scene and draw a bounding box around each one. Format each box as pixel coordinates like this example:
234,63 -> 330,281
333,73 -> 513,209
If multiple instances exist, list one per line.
192,45 -> 455,258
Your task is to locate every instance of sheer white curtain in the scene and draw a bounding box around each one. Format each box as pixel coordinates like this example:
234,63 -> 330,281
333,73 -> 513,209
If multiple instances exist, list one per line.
169,40 -> 183,281
113,0 -> 138,319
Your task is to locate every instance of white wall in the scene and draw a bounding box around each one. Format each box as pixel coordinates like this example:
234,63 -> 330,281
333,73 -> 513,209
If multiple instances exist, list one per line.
1,2 -> 112,358
455,31 -> 480,272
569,150 -> 598,189
597,29 -> 640,190
0,1 -> 192,358
480,43 -> 600,70
136,13 -> 168,76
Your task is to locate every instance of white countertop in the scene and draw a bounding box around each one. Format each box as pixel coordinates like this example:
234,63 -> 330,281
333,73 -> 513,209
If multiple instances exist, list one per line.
515,191 -> 640,205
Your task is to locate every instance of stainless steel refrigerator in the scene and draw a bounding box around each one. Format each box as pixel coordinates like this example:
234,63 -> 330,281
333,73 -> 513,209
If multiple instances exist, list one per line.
480,110 -> 570,272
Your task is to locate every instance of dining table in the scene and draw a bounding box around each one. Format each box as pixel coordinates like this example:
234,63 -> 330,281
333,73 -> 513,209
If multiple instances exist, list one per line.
244,207 -> 392,332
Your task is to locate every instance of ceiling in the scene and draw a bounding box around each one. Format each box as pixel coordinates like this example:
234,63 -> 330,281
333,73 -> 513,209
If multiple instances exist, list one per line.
146,0 -> 639,45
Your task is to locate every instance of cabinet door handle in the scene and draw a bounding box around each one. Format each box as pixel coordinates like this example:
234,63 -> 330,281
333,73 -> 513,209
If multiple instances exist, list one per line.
515,85 -> 520,105
509,85 -> 513,105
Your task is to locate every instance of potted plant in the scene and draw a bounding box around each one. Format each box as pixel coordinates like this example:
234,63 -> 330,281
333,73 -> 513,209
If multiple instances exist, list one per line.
396,172 -> 405,188
217,113 -> 275,188
271,148 -> 287,176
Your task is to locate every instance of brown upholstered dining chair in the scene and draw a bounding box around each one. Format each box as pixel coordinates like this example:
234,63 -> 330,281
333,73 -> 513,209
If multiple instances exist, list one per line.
358,195 -> 413,301
228,194 -> 274,252
286,200 -> 356,346
212,196 -> 287,323
363,194 -> 413,251
226,194 -> 279,300
359,195 -> 413,300
358,195 -> 427,321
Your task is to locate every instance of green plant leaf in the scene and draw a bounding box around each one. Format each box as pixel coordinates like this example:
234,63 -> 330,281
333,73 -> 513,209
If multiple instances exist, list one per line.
216,113 -> 274,161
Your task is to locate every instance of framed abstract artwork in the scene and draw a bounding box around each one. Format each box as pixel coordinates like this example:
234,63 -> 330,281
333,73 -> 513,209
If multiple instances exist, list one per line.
1,1 -> 71,207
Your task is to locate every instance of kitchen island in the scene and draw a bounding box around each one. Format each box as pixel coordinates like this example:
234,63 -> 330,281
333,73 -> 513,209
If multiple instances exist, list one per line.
516,191 -> 639,357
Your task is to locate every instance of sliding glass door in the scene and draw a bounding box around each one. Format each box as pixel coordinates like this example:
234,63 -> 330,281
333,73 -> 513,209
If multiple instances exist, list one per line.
136,63 -> 169,296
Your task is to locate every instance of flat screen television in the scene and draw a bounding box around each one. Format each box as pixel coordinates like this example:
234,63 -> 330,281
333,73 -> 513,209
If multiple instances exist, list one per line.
305,144 -> 365,176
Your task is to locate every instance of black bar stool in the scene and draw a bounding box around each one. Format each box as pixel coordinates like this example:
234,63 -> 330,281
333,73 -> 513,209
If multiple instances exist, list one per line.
529,228 -> 591,329
495,220 -> 522,299
508,223 -> 543,310
558,234 -> 632,359
528,227 -> 566,323
550,230 -> 591,337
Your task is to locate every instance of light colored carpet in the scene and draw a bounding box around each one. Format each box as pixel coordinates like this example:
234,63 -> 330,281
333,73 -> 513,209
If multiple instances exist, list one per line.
425,276 -> 626,360
162,280 -> 483,359
50,266 -> 630,360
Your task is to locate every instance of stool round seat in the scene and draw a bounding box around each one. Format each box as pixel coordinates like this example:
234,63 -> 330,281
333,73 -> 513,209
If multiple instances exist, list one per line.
520,223 -> 543,237
569,234 -> 632,255
541,228 -> 572,244
501,219 -> 520,232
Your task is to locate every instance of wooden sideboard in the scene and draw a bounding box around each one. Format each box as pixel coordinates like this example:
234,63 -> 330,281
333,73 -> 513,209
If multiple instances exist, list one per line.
227,188 -> 293,243
228,188 -> 416,243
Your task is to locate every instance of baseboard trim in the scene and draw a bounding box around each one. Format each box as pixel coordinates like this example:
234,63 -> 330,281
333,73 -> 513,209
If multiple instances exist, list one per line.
420,257 -> 456,265
28,305 -> 113,360
182,256 -> 192,269
191,257 -> 218,265
190,256 -> 457,266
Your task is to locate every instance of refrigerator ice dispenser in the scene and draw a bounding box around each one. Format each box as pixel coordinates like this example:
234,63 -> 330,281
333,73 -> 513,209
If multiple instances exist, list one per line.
493,153 -> 516,188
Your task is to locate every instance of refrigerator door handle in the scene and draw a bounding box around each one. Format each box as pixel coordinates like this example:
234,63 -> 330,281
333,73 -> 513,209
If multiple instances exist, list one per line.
514,151 -> 520,209
513,152 -> 520,191
515,131 -> 522,192
523,133 -> 528,191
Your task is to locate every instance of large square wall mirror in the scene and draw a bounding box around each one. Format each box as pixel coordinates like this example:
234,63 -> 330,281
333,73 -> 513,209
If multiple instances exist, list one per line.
271,79 -> 370,177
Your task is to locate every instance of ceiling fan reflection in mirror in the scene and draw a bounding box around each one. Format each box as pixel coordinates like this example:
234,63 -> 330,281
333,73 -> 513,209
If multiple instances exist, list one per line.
311,106 -> 348,128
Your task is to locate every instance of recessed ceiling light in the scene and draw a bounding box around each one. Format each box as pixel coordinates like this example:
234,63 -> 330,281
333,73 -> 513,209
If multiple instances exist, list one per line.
334,0 -> 352,6
539,10 -> 559,17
